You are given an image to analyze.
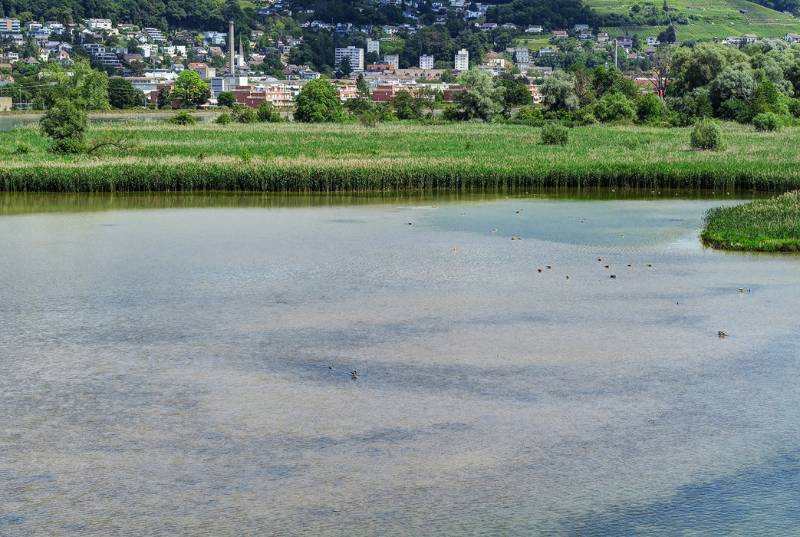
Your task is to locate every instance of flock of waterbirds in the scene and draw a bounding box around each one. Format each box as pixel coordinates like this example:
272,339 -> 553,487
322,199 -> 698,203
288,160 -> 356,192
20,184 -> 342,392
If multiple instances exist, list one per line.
329,206 -> 747,382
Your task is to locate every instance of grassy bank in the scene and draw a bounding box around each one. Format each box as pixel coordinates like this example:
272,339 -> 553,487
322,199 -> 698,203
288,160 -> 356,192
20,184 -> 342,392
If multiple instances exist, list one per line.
702,191 -> 800,252
3,121 -> 800,192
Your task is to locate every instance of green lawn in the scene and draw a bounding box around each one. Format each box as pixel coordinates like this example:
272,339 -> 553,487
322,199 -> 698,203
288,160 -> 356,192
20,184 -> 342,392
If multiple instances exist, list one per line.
589,0 -> 800,40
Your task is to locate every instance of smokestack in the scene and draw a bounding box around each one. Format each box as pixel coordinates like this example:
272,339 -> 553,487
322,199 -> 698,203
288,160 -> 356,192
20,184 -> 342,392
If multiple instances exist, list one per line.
229,20 -> 235,75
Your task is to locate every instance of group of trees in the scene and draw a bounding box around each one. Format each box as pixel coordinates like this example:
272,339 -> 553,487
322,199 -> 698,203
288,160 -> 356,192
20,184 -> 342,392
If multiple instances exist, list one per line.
0,0 -> 252,32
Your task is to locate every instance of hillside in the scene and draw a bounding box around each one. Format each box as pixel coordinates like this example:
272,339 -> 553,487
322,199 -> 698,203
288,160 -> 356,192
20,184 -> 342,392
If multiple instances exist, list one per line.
588,0 -> 800,40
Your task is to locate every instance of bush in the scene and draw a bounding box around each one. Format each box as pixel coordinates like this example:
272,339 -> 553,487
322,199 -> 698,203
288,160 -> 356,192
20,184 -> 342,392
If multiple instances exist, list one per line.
789,98 -> 800,119
232,106 -> 257,123
13,143 -> 31,155
594,92 -> 635,123
168,111 -> 196,125
217,92 -> 235,108
752,112 -> 781,132
215,112 -> 232,124
636,94 -> 665,124
358,109 -> 380,127
513,105 -> 545,126
541,123 -> 569,146
50,138 -> 86,154
257,101 -> 282,122
691,119 -> 722,151
40,100 -> 87,154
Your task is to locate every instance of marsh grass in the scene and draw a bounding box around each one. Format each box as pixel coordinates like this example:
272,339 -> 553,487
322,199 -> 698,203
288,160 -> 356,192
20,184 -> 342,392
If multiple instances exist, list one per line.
2,122 -> 800,192
702,191 -> 800,252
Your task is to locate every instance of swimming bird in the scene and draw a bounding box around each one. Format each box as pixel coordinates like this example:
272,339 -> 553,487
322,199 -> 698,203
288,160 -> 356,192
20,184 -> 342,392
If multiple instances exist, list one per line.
610,274 -> 617,279
350,370 -> 358,380
718,331 -> 728,339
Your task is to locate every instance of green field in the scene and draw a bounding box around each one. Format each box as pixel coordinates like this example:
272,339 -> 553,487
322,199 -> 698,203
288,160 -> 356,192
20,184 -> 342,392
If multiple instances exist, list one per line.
588,0 -> 800,40
3,121 -> 800,192
702,190 -> 800,250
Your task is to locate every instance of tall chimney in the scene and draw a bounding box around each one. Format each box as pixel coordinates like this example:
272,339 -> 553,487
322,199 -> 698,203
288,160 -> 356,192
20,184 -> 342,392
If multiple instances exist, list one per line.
229,20 -> 235,75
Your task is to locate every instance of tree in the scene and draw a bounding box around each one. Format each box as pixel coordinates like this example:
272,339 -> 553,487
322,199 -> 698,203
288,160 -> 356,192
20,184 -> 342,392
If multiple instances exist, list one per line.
337,56 -> 352,78
356,74 -> 370,98
541,70 -> 579,112
172,70 -> 210,108
658,25 -> 676,44
391,90 -> 421,119
708,67 -> 756,112
39,99 -> 87,153
453,69 -> 503,121
217,91 -> 235,107
636,93 -> 665,123
593,92 -> 636,122
495,73 -> 531,115
669,43 -> 748,96
108,78 -> 145,109
41,59 -> 109,110
294,78 -> 343,122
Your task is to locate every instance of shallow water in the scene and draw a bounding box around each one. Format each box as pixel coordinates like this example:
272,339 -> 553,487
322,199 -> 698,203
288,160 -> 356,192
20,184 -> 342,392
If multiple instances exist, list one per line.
1,193 -> 799,536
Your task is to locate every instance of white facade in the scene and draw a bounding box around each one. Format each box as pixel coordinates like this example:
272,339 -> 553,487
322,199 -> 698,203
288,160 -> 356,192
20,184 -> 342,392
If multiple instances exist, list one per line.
454,48 -> 469,71
419,54 -> 434,69
0,18 -> 21,33
334,46 -> 364,72
366,38 -> 380,54
84,18 -> 113,31
384,54 -> 399,69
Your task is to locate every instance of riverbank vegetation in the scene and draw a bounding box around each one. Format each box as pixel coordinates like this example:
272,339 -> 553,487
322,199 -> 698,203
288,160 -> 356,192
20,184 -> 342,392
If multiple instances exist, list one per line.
2,121 -> 800,193
702,190 -> 800,251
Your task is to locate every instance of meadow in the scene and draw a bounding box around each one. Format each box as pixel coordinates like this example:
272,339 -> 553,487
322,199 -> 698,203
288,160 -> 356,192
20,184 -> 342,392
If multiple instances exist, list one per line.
2,121 -> 800,193
702,190 -> 800,251
588,0 -> 800,40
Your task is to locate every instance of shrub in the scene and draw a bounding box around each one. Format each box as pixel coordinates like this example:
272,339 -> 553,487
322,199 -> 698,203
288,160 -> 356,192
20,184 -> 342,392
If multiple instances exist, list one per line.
215,112 -> 232,125
593,92 -> 635,123
358,109 -> 379,127
13,143 -> 31,155
257,101 -> 282,122
232,106 -> 257,123
513,105 -> 545,126
636,94 -> 665,124
789,98 -> 800,119
541,123 -> 569,146
752,112 -> 781,132
691,119 -> 722,151
217,92 -> 235,108
40,100 -> 87,153
168,111 -> 196,125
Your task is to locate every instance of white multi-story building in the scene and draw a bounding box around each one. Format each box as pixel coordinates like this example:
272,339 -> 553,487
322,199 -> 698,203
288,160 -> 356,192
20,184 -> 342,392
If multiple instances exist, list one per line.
419,54 -> 434,69
0,18 -> 21,33
366,38 -> 380,54
84,18 -> 113,31
384,54 -> 399,69
454,48 -> 469,71
334,46 -> 364,72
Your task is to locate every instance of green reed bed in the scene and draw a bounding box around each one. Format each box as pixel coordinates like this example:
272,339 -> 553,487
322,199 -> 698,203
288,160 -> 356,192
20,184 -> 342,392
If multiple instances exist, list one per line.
2,122 -> 800,193
702,191 -> 800,252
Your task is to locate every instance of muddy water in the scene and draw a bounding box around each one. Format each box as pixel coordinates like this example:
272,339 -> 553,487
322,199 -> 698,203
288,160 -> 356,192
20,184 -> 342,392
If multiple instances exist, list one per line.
1,193 -> 798,536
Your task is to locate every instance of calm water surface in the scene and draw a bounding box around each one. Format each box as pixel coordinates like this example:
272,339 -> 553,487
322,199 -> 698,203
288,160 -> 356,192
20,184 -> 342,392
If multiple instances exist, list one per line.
1,192 -> 799,536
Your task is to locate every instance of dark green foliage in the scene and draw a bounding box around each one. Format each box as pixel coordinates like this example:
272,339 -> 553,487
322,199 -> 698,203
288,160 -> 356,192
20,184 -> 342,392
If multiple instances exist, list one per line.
513,106 -> 545,126
257,101 -> 282,122
658,25 -> 677,44
541,123 -> 569,146
40,100 -> 88,154
232,106 -> 257,123
168,111 -> 197,125
172,70 -> 210,109
753,112 -> 781,132
391,90 -> 421,120
495,74 -> 532,115
215,112 -> 232,125
217,92 -> 235,108
593,92 -> 636,123
636,94 -> 665,124
13,143 -> 31,155
294,79 -> 343,123
691,119 -> 722,151
108,78 -> 146,109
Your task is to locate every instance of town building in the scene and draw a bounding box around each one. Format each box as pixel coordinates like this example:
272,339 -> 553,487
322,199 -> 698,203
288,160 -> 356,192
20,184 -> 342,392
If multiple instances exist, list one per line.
419,54 -> 434,69
383,54 -> 399,69
366,38 -> 380,54
454,48 -> 469,71
334,46 -> 365,72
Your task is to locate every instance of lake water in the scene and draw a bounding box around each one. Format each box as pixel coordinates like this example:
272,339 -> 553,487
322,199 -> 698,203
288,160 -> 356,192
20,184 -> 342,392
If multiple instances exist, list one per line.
1,192 -> 799,536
